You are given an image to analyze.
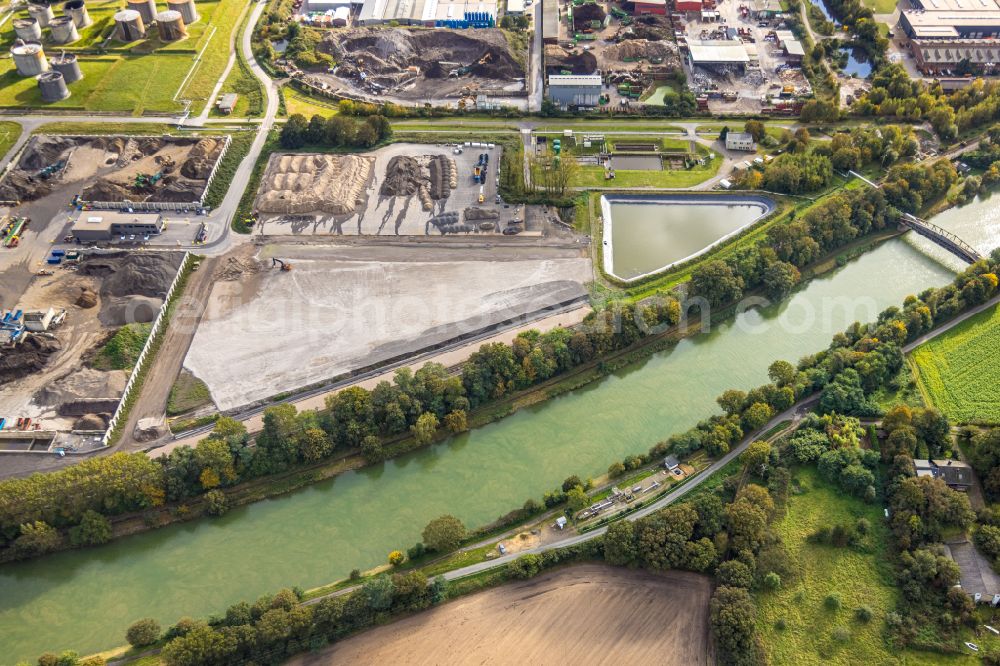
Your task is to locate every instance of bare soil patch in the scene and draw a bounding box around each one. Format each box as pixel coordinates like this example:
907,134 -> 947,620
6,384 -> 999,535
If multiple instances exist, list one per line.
291,565 -> 713,666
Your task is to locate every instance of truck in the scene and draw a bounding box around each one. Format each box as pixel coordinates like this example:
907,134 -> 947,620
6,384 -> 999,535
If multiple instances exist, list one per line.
473,165 -> 482,183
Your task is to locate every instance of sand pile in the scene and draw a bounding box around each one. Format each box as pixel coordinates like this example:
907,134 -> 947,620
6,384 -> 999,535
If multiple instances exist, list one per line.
381,155 -> 455,210
76,287 -> 98,308
464,207 -> 500,221
215,256 -> 263,281
74,414 -> 107,430
99,295 -> 163,326
256,153 -> 374,216
37,367 -> 128,405
0,335 -> 61,384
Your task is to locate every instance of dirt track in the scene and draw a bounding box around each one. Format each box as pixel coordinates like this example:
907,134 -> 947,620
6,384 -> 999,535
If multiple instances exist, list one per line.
289,565 -> 713,666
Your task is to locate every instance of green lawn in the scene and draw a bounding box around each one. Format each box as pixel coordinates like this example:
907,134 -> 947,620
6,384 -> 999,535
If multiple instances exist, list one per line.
861,0 -> 898,14
755,467 -> 900,664
0,121 -> 23,159
910,302 -> 1000,424
570,142 -> 721,188
0,0 -> 237,114
283,86 -> 341,119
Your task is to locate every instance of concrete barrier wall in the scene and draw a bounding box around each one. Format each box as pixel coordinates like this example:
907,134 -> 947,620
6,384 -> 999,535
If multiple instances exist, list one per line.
101,251 -> 191,446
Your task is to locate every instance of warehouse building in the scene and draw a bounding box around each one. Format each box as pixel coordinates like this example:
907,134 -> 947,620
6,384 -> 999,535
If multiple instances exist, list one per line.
687,39 -> 750,71
542,0 -> 558,43
357,0 -> 497,25
70,212 -> 163,242
900,0 -> 1000,39
633,0 -> 666,14
547,74 -> 602,108
912,38 -> 1000,73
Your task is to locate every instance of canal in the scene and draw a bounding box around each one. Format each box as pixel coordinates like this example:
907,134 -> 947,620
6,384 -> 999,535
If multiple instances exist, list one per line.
0,198 -> 995,662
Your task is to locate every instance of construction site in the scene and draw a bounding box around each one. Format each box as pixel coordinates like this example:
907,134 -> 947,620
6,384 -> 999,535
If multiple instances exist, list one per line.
0,251 -> 184,451
0,135 -> 228,207
308,27 -> 527,107
182,242 -> 591,411
254,143 -> 523,236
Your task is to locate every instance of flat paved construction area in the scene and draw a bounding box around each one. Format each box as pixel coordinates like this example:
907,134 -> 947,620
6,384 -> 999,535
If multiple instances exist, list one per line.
183,242 -> 591,411
289,565 -> 713,666
257,143 -> 519,236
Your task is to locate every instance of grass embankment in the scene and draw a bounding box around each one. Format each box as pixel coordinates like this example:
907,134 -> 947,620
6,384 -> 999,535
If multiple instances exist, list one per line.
208,1 -> 264,118
909,301 -> 1000,424
167,371 -> 213,416
203,130 -> 256,209
90,324 -> 152,371
0,0 -> 238,114
755,467 -> 899,664
178,0 -> 250,115
0,121 -> 22,158
562,135 -> 721,189
282,85 -> 341,118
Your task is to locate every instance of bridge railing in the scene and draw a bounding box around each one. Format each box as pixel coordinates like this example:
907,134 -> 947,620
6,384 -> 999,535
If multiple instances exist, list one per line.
901,213 -> 983,262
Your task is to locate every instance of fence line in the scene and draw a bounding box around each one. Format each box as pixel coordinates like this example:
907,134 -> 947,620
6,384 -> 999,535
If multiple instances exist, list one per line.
101,251 -> 191,446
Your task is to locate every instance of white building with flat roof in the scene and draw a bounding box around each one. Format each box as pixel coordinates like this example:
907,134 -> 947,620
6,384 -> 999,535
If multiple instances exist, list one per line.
725,132 -> 757,152
547,74 -> 602,108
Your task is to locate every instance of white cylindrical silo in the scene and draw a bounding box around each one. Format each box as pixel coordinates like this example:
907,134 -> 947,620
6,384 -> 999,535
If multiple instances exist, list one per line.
38,70 -> 71,103
166,0 -> 199,25
27,3 -> 55,28
13,17 -> 43,41
11,41 -> 49,77
51,52 -> 83,84
114,9 -> 145,41
48,16 -> 80,44
155,10 -> 187,41
63,0 -> 93,28
126,0 -> 157,25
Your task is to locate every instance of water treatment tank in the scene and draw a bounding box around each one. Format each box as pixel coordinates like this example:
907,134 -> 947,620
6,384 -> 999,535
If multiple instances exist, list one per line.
27,3 -> 54,28
155,10 -> 186,41
114,9 -> 145,41
63,0 -> 93,28
126,0 -> 156,25
50,52 -> 83,84
10,41 -> 49,77
48,16 -> 80,44
13,17 -> 42,41
38,70 -> 70,103
166,0 -> 199,25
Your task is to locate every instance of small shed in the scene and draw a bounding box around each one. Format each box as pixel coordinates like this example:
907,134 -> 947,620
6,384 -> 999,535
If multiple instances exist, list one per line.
664,455 -> 680,471
555,516 -> 567,529
216,93 -> 238,114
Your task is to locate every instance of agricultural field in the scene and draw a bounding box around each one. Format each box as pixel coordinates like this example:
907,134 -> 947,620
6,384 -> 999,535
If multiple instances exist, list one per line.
909,302 -> 1000,424
755,467 -> 900,664
289,565 -> 714,665
0,0 -> 243,114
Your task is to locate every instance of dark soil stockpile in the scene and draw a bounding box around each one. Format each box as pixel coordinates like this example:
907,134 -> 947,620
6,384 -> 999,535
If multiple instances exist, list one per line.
544,45 -> 598,75
321,27 -> 525,90
0,336 -> 61,383
0,135 -> 226,204
77,252 -> 183,326
381,156 -> 423,197
573,2 -> 606,31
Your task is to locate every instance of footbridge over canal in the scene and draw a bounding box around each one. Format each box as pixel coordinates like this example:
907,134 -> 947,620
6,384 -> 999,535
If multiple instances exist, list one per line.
848,170 -> 984,264
900,213 -> 984,264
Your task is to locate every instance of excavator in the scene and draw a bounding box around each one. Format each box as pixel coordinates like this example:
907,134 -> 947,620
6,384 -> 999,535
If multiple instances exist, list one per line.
272,257 -> 292,272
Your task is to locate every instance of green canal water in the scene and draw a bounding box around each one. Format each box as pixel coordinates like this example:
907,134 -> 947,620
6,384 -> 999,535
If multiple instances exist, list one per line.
1,198 -> 996,662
